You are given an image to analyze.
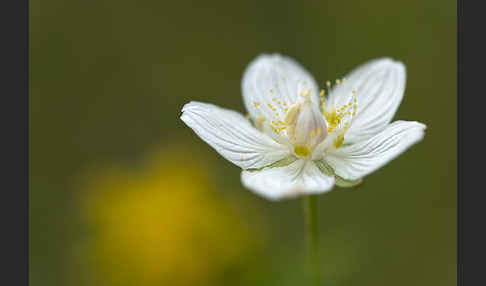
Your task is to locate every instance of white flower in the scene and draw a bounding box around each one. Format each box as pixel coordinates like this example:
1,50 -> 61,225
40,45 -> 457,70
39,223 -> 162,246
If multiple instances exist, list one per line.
181,54 -> 426,200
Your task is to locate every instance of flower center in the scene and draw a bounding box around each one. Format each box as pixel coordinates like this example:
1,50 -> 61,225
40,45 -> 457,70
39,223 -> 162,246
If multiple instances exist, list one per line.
283,89 -> 328,157
250,78 -> 359,156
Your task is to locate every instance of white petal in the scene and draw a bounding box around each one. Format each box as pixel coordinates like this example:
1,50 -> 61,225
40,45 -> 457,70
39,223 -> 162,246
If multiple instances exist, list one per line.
181,101 -> 291,169
241,54 -> 320,124
241,160 -> 335,200
326,121 -> 426,180
326,58 -> 406,144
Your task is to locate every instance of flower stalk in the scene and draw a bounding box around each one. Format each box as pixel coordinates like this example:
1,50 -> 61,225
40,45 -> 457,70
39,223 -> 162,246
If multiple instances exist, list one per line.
304,195 -> 320,286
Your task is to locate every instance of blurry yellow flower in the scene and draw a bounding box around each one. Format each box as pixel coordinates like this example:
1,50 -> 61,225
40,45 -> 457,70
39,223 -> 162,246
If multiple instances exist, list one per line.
75,145 -> 263,286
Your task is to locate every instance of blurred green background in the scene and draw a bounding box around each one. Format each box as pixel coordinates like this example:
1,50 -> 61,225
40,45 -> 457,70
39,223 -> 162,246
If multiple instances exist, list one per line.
30,0 -> 456,285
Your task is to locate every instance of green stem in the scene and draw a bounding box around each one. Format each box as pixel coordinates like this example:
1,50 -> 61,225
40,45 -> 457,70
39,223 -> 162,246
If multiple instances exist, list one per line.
304,195 -> 320,286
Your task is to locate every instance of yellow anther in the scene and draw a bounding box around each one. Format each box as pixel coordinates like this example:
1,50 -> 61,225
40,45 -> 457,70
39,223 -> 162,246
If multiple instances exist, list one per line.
268,104 -> 273,109
352,90 -> 356,94
317,128 -> 321,135
326,81 -> 331,87
320,89 -> 325,97
272,98 -> 276,102
253,101 -> 260,107
269,123 -> 280,134
336,79 -> 340,84
310,130 -> 316,136
334,134 -> 344,149
276,113 -> 279,117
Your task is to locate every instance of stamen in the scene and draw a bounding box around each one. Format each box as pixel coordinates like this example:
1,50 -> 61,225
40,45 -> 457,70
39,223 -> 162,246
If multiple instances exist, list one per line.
334,134 -> 344,149
324,90 -> 358,135
269,123 -> 280,134
255,115 -> 265,131
284,103 -> 301,126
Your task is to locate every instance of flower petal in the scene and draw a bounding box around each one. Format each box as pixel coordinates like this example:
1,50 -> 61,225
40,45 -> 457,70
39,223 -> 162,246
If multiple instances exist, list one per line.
326,121 -> 426,180
242,54 -> 320,124
241,160 -> 335,200
181,101 -> 291,169
326,58 -> 406,144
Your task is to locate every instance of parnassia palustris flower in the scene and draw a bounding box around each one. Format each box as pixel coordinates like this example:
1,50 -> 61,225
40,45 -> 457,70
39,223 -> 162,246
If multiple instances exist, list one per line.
181,54 -> 426,200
